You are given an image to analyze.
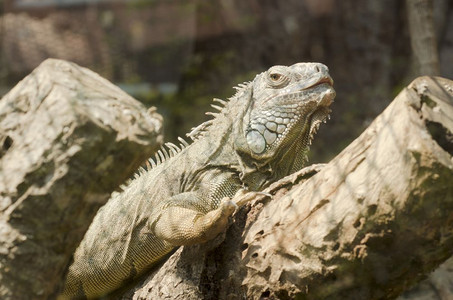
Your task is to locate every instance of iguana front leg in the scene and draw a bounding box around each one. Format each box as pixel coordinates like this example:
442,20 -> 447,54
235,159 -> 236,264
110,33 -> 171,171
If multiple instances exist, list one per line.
150,189 -> 269,246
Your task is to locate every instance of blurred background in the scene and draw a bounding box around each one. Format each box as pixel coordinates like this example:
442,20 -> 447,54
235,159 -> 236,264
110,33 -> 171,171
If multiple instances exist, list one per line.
1,0 -> 452,163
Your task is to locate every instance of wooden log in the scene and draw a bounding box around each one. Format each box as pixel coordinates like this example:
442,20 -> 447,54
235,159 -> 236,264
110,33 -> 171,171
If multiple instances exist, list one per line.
125,76 -> 453,299
0,59 -> 163,299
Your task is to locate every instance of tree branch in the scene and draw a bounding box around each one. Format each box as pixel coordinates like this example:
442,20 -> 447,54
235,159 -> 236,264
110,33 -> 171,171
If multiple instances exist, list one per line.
125,76 -> 453,299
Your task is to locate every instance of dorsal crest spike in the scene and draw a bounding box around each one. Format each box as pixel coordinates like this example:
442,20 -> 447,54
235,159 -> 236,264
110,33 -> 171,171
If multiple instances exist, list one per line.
165,142 -> 181,153
234,81 -> 251,91
167,147 -> 177,156
148,157 -> 156,168
139,166 -> 146,174
161,147 -> 170,160
119,184 -> 128,192
187,120 -> 213,141
213,98 -> 227,105
154,152 -> 161,164
187,127 -> 199,141
178,136 -> 190,148
210,104 -> 223,111
115,136 -> 190,193
205,112 -> 218,117
157,150 -> 166,162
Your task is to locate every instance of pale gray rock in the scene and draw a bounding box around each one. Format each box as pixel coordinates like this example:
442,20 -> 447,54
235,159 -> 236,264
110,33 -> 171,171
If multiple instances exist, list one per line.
0,59 -> 163,299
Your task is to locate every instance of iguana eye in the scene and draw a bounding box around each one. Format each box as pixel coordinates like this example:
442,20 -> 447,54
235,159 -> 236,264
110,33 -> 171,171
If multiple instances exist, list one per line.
269,73 -> 282,81
267,71 -> 289,87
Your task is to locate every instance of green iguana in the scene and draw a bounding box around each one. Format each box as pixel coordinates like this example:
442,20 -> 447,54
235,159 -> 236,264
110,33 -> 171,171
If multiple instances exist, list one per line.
60,63 -> 335,299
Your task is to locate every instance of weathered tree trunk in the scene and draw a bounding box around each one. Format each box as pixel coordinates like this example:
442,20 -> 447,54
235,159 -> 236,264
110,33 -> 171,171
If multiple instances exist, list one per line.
124,76 -> 453,299
406,0 -> 441,75
0,59 -> 163,299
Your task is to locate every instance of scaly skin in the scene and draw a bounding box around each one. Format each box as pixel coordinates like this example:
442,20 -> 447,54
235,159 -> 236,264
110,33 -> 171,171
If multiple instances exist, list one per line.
60,63 -> 335,299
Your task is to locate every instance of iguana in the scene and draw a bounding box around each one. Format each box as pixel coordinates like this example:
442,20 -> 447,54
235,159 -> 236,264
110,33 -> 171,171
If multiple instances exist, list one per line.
60,63 -> 335,299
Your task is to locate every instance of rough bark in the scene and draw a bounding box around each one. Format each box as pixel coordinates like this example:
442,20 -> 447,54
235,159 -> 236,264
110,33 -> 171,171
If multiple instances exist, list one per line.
0,59 -> 163,299
124,76 -> 453,300
406,0 -> 441,75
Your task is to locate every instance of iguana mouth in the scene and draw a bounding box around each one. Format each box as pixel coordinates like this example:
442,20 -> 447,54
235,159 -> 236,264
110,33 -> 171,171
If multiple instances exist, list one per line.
295,74 -> 334,92
308,76 -> 334,89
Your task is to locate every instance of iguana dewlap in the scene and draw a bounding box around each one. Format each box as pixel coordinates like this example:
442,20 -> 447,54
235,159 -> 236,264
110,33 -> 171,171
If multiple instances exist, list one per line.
60,63 -> 335,299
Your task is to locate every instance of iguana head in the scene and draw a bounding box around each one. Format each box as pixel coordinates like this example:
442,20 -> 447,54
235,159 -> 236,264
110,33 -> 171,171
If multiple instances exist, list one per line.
236,63 -> 335,186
